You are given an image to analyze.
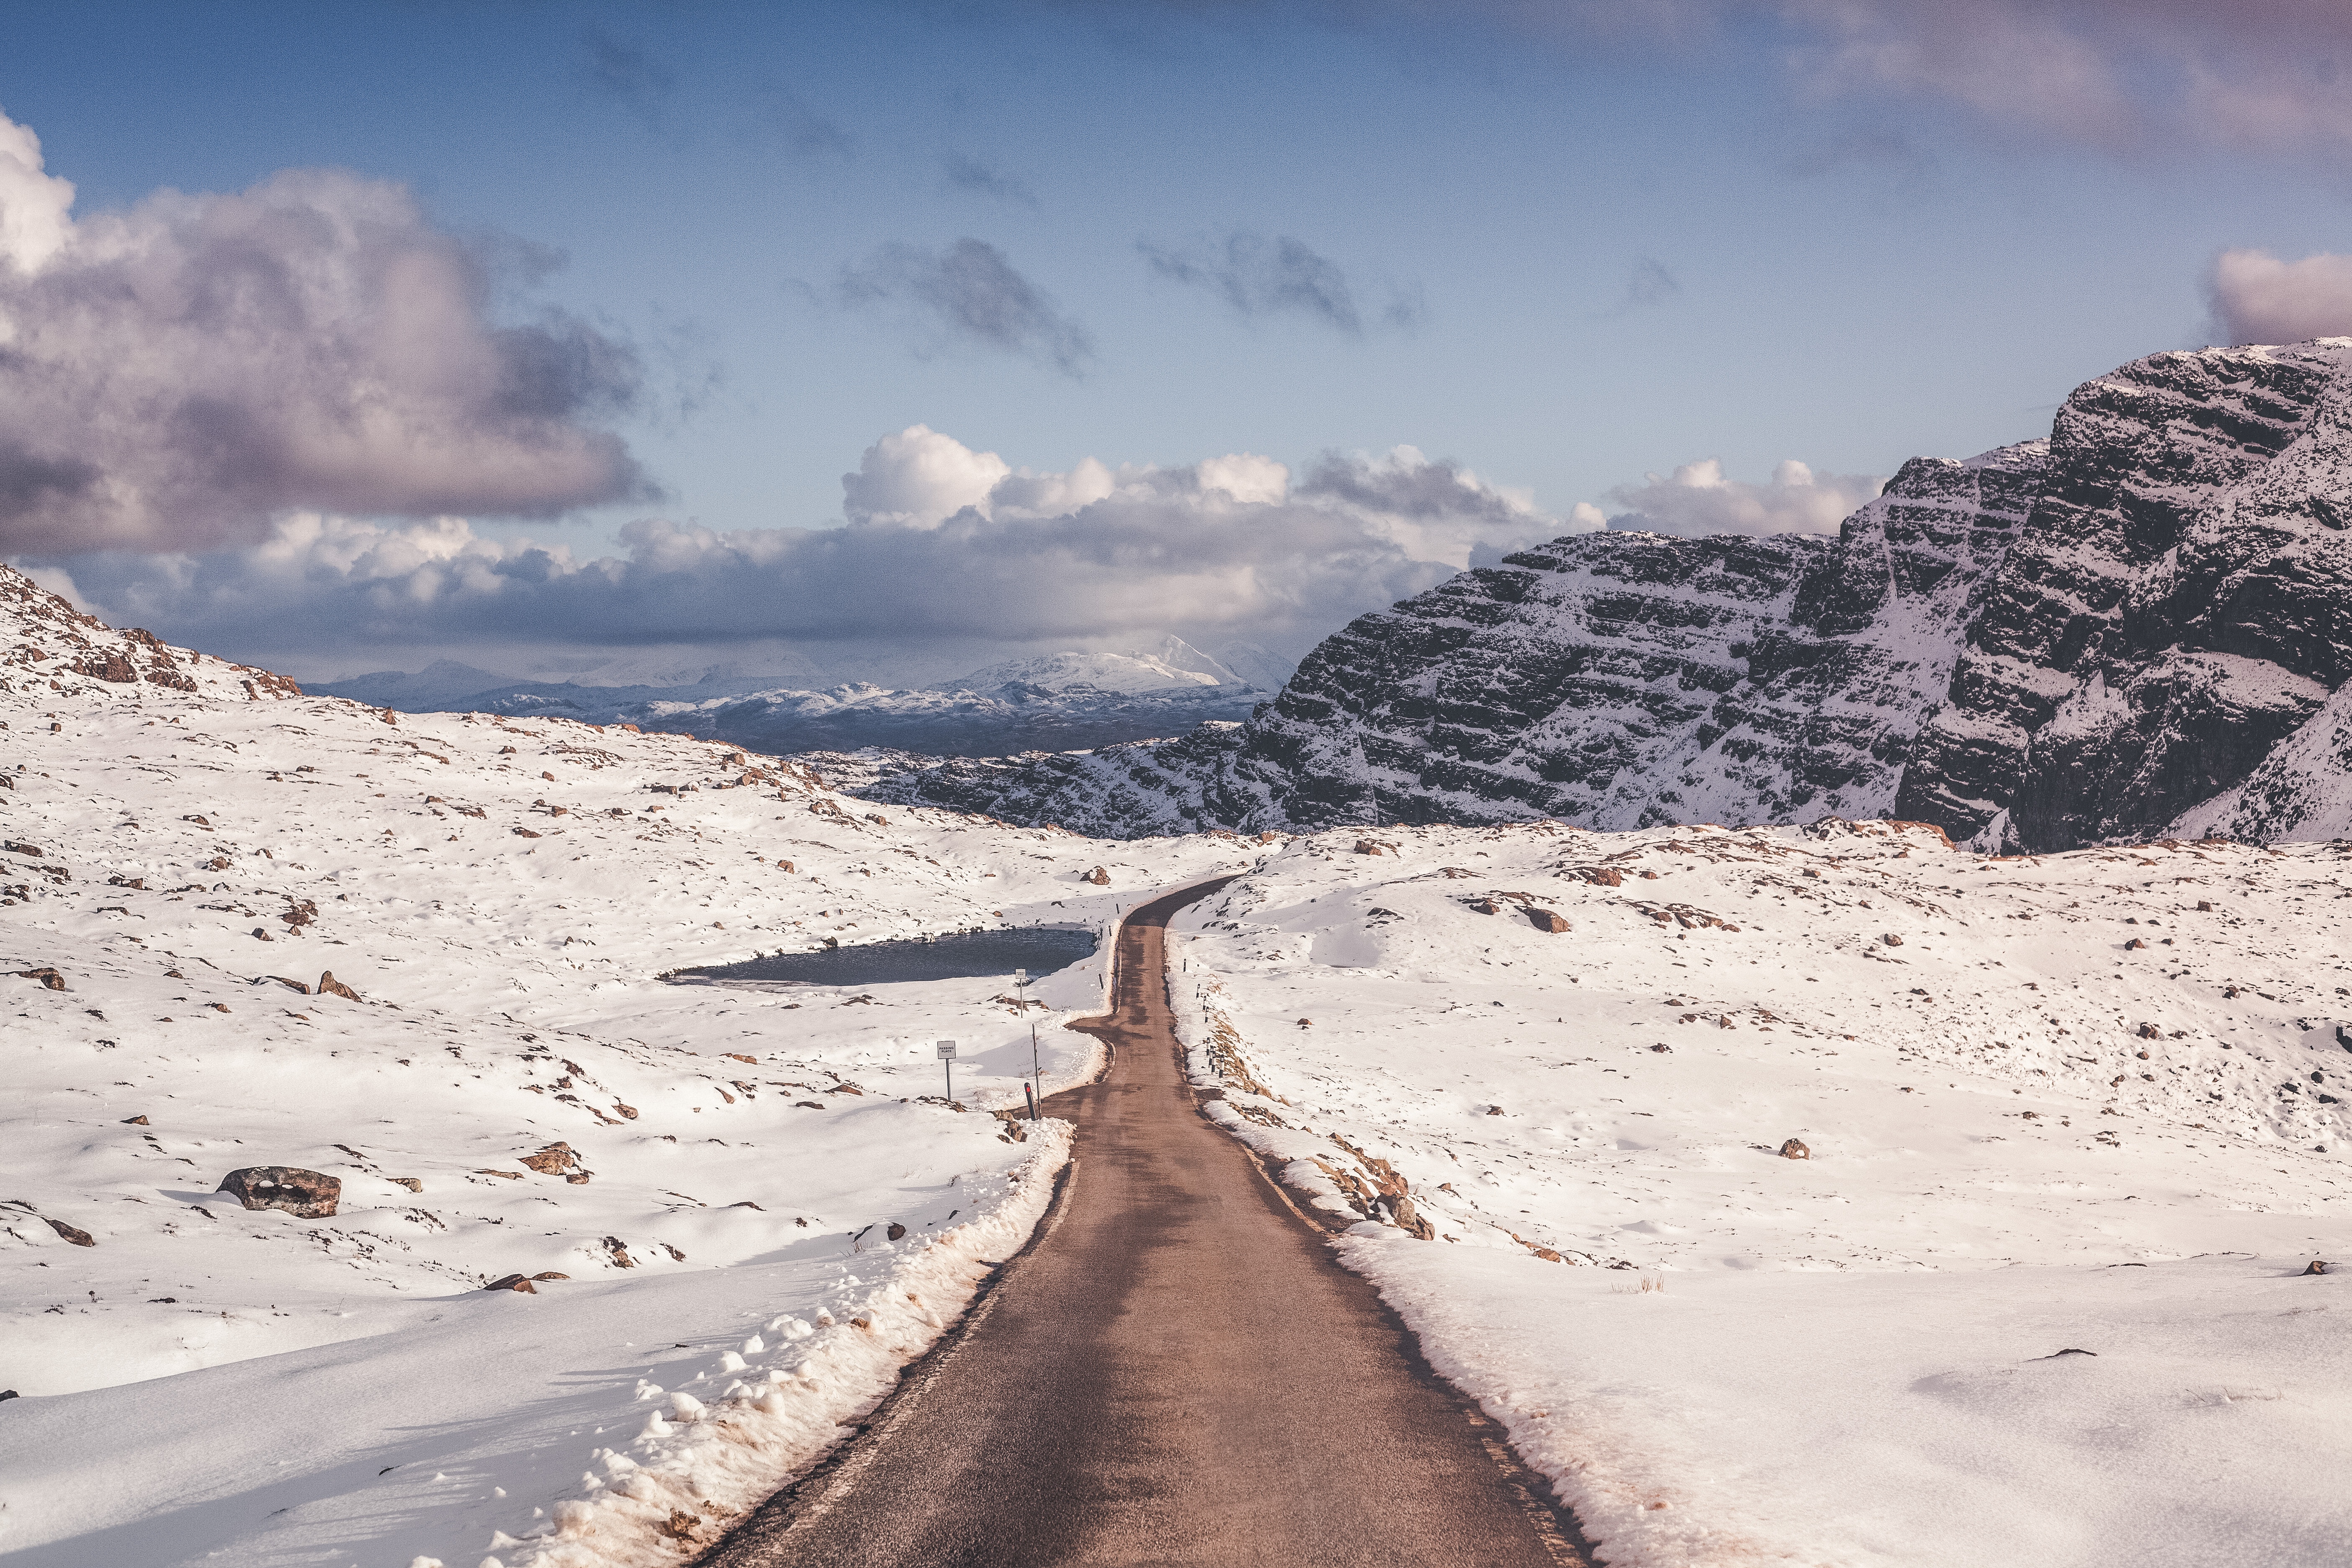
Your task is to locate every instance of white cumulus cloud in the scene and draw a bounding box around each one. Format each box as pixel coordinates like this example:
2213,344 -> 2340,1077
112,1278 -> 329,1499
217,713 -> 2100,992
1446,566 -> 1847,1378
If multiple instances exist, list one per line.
34,429 -> 1578,677
2206,249 -> 2352,346
1596,456 -> 1884,537
0,106 -> 647,557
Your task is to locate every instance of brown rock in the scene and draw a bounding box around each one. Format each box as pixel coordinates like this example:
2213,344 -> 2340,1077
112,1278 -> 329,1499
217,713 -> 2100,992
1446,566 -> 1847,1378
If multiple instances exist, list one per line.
532,1271 -> 570,1281
2124,937 -> 2146,950
316,972 -> 361,1001
389,1177 -> 423,1192
3,841 -> 42,856
1779,1138 -> 1811,1160
218,1166 -> 340,1218
45,1217 -> 95,1247
1391,1195 -> 1437,1240
886,1222 -> 908,1240
1882,933 -> 1903,946
269,976 -> 312,994
512,827 -> 542,838
281,899 -> 318,929
17,967 -> 65,990
565,1172 -> 592,1185
1354,839 -> 1386,855
1566,866 -> 1623,887
604,1236 -> 636,1268
1524,907 -> 1569,933
2137,1022 -> 2161,1039
518,1142 -> 577,1176
2197,900 -> 2214,911
122,1114 -> 149,1125
1083,866 -> 1110,885
483,1274 -> 538,1293
2306,1260 -> 2332,1276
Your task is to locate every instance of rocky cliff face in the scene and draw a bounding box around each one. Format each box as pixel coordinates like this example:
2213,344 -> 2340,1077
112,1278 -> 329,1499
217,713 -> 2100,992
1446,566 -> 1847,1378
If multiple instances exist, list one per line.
850,341 -> 2352,851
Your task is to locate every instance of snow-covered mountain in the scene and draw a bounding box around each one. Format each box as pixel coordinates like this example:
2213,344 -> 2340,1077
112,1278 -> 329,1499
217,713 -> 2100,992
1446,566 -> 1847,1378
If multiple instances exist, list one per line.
315,638 -> 1287,757
852,341 -> 2352,851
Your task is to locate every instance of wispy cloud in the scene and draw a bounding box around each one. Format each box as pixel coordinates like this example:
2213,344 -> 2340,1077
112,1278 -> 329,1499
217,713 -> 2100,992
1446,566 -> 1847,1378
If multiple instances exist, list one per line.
578,27 -> 675,129
942,153 -> 1038,208
837,238 -> 1094,376
1140,231 -> 1426,335
751,80 -> 854,161
1607,256 -> 1680,315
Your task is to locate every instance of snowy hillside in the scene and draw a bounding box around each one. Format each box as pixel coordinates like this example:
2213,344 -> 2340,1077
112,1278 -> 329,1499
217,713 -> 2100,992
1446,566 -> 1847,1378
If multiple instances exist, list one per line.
856,340 -> 2352,855
0,565 -> 1258,1566
1164,817 -> 2352,1567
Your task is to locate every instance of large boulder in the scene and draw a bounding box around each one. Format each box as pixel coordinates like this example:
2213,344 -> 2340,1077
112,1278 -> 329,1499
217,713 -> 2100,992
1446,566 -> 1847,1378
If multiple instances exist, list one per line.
218,1166 -> 340,1218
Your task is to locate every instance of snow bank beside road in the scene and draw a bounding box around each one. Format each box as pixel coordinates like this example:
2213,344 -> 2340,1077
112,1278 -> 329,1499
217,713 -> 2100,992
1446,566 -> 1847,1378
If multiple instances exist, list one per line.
1171,818 -> 2352,1566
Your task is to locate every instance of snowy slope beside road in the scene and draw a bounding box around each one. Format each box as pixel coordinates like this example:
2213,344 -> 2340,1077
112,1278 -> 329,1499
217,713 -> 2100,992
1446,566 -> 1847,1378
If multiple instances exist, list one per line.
1167,819 -> 2352,1567
0,566 -> 1258,1567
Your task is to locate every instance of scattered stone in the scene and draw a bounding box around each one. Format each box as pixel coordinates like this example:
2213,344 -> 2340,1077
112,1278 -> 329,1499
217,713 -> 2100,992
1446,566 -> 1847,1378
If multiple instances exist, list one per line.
0,1390 -> 16,1400
2138,1023 -> 2161,1039
44,1217 -> 95,1247
1565,866 -> 1623,887
1354,840 -> 1386,855
1779,1138 -> 1811,1160
2125,937 -> 2147,950
1524,907 -> 1569,933
1083,866 -> 1109,885
512,827 -> 542,839
268,976 -> 311,994
604,1236 -> 636,1268
517,1142 -> 577,1176
389,1177 -> 423,1192
483,1274 -> 538,1293
886,1222 -> 907,1240
315,971 -> 361,1001
217,1166 -> 340,1218
532,1271 -> 570,1281
2306,1260 -> 2332,1276
17,967 -> 65,990
1390,1195 -> 1437,1240
2197,900 -> 2213,911
475,1168 -> 524,1181
1882,934 -> 1903,947
121,1114 -> 148,1125
1486,1105 -> 1504,1116
1297,1017 -> 1313,1027
662,1244 -> 686,1261
1650,1043 -> 1671,1053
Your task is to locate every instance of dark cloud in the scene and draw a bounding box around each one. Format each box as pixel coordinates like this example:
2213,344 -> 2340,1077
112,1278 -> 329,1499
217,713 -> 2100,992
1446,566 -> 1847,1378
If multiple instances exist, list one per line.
38,430 -> 1568,672
0,111 -> 647,555
2207,249 -> 2352,345
941,154 -> 1039,208
1140,231 -> 1423,335
837,238 -> 1093,376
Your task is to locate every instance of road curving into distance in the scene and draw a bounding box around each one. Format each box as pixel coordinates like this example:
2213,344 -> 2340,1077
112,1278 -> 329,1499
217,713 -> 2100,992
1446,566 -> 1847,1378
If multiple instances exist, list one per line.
699,877 -> 1590,1567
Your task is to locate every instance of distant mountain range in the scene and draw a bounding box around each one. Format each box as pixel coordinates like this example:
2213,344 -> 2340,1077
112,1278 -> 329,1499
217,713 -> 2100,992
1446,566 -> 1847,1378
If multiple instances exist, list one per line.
841,341 -> 2352,854
313,638 -> 1291,756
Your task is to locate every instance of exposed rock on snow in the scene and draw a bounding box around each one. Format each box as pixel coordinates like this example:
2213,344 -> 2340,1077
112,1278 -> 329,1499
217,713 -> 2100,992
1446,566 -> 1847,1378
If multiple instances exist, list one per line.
217,1166 -> 341,1218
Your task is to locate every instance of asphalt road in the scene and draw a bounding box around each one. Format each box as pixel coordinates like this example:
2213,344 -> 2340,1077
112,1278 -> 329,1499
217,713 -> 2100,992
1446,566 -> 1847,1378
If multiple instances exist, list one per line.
701,878 -> 1589,1568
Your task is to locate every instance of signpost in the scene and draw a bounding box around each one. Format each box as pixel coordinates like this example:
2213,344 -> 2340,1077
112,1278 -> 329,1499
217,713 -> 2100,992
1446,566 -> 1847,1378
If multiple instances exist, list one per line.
936,1039 -> 957,1102
1014,966 -> 1041,1117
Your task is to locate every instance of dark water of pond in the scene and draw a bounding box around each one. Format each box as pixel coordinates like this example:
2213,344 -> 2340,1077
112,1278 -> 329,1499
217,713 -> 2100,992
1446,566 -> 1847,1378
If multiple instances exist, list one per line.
670,924 -> 1098,988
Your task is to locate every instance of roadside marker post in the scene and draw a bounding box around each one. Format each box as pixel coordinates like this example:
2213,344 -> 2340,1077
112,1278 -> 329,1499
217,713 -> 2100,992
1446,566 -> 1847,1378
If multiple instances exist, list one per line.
1014,966 -> 1042,1109
1024,1082 -> 1039,1121
936,1039 -> 957,1102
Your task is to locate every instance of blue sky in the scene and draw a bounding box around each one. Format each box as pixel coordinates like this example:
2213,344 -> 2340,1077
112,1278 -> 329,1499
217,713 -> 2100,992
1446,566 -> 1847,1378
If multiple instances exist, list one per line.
4,1 -> 2351,681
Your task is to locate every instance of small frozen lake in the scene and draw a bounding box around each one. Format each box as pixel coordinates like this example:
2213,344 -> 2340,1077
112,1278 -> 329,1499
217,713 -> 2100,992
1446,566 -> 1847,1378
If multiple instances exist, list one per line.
671,924 -> 1098,988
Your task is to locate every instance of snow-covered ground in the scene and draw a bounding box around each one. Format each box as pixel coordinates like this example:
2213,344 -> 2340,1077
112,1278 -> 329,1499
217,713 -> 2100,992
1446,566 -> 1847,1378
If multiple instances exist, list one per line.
0,567 -> 1257,1567
1166,818 -> 2352,1567
11,559 -> 2352,1568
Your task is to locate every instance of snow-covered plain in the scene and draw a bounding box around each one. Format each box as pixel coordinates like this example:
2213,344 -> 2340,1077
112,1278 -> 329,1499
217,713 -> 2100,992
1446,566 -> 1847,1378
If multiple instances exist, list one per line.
1167,818 -> 2352,1567
10,560 -> 2352,1568
0,568 -> 1257,1567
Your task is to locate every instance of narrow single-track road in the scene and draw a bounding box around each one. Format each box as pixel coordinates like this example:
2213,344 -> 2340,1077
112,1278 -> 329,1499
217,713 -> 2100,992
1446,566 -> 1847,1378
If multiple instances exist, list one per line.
701,878 -> 1589,1567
